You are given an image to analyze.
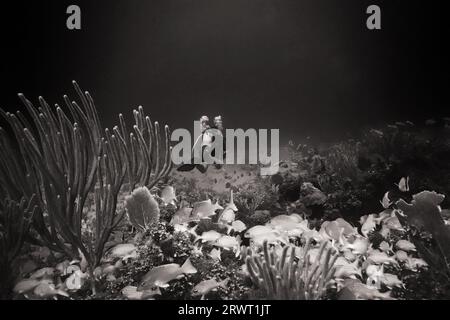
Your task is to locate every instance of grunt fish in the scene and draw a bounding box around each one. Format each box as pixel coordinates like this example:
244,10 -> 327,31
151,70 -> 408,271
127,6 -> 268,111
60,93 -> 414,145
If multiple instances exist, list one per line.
160,186 -> 177,206
138,258 -> 197,290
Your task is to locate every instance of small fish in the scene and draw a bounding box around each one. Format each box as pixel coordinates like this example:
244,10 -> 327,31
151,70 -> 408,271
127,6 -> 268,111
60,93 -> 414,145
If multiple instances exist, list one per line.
335,256 -> 351,266
425,119 -> 436,126
173,223 -> 189,233
212,201 -> 224,211
335,260 -> 361,279
379,225 -> 390,239
301,229 -> 323,242
373,209 -> 392,225
320,221 -> 344,241
370,129 -> 384,137
380,273 -> 404,289
396,177 -> 409,192
244,225 -> 275,238
110,243 -> 137,258
102,264 -> 117,276
345,237 -> 369,255
395,240 -> 416,252
219,208 -> 236,224
251,232 -> 288,247
404,257 -> 428,271
226,190 -> 238,212
383,216 -> 404,231
269,214 -> 299,227
359,215 -> 368,225
378,241 -> 392,253
209,248 -> 222,261
65,270 -> 88,290
191,245 -> 203,256
380,192 -> 393,209
365,264 -> 384,289
271,217 -> 309,235
122,285 -> 161,300
286,225 -> 308,238
230,220 -> 246,233
367,250 -> 398,266
366,264 -> 384,278
138,258 -> 197,290
55,260 -> 71,276
33,281 -> 69,298
259,161 -> 282,176
170,207 -> 193,225
219,191 -> 238,224
361,215 -> 376,237
30,267 -> 55,280
339,279 -> 394,300
214,235 -> 241,251
395,250 -> 408,262
343,250 -> 357,262
13,279 -> 41,294
66,264 -> 81,275
196,230 -> 223,243
160,186 -> 177,206
405,120 -> 414,126
191,199 -> 223,219
191,278 -> 229,298
335,218 -> 357,236
290,213 -> 303,222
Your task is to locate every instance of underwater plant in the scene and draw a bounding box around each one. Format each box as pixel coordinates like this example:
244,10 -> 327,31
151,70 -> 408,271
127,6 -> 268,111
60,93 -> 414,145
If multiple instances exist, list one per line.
235,178 -> 279,215
112,106 -> 172,191
0,82 -> 173,294
125,187 -> 160,230
324,141 -> 361,187
0,82 -> 102,257
244,240 -> 338,300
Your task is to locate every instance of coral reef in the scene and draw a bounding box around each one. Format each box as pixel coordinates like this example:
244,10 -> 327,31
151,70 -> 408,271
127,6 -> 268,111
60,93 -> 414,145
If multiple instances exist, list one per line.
245,239 -> 337,300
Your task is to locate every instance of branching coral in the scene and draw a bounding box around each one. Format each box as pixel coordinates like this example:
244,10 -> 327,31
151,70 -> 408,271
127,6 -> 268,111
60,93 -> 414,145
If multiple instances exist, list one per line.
113,106 -> 172,191
0,82 -> 102,256
0,82 -> 173,294
244,239 -> 338,300
86,135 -> 128,271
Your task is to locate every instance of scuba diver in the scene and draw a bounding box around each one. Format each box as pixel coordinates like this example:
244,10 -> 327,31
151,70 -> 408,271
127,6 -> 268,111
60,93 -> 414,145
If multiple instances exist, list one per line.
177,115 -> 226,173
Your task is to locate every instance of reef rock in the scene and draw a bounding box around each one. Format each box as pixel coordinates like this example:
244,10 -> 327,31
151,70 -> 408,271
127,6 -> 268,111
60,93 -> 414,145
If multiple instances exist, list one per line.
299,182 -> 327,207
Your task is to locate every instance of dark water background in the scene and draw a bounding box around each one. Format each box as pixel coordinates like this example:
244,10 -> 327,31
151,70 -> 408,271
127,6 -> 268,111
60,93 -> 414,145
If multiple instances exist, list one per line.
0,0 -> 448,145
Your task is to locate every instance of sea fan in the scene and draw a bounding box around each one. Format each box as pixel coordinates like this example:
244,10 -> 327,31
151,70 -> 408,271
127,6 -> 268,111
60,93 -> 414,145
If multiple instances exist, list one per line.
125,187 -> 160,230
0,82 -> 172,295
